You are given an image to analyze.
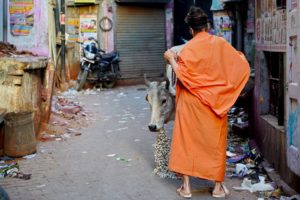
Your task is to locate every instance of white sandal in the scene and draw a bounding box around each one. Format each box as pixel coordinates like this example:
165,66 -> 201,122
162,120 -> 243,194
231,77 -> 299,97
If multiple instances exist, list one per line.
212,183 -> 230,198
177,185 -> 192,199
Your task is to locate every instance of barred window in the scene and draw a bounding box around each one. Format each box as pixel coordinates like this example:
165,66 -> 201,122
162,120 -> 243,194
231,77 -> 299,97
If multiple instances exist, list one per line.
265,52 -> 284,126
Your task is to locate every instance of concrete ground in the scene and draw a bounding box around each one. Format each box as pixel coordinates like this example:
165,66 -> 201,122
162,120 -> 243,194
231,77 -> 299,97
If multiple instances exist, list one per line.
0,85 -> 258,200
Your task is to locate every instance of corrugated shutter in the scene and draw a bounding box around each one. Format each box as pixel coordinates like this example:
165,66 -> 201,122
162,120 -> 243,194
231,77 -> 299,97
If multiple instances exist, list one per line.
116,5 -> 166,79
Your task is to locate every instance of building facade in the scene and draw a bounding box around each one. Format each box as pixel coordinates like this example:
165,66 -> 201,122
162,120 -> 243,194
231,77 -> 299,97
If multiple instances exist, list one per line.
65,0 -> 173,80
253,0 -> 300,192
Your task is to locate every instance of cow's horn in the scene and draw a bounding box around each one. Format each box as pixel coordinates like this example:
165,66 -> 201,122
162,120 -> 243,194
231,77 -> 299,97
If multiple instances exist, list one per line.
144,74 -> 150,87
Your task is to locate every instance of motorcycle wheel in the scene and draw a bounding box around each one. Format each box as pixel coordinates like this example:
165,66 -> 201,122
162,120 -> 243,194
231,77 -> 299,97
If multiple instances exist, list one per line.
103,80 -> 116,88
75,70 -> 88,91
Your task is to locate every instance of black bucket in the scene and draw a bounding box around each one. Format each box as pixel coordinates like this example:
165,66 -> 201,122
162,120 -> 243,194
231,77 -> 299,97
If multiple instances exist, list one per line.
4,112 -> 36,157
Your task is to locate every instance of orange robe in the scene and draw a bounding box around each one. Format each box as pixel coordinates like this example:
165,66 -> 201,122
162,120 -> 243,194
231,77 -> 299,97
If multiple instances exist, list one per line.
168,32 -> 250,182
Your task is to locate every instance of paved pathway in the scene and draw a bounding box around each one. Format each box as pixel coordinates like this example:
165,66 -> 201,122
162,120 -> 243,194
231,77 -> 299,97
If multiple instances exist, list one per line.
0,85 -> 257,200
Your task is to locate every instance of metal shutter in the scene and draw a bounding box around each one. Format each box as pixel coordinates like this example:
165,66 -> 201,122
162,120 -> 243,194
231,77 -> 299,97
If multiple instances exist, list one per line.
116,5 -> 166,79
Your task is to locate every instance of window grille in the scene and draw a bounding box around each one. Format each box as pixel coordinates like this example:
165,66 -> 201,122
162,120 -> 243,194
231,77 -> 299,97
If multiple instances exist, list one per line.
265,52 -> 284,126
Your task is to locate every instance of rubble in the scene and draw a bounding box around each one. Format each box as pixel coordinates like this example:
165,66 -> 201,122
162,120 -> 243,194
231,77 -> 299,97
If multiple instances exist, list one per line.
226,106 -> 300,199
228,106 -> 250,135
233,176 -> 275,193
0,162 -> 31,180
40,95 -> 90,140
0,42 -> 37,57
280,195 -> 300,200
227,106 -> 272,197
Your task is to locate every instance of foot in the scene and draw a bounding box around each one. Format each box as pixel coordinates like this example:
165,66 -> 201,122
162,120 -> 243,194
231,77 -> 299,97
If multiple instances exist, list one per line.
177,185 -> 192,199
212,183 -> 229,198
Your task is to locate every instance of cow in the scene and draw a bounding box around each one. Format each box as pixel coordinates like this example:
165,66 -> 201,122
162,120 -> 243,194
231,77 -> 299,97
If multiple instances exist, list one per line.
144,76 -> 176,179
144,44 -> 184,179
144,78 -> 175,132
145,44 -> 184,132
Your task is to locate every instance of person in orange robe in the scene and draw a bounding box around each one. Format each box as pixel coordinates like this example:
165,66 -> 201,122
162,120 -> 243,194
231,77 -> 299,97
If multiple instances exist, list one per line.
164,6 -> 250,199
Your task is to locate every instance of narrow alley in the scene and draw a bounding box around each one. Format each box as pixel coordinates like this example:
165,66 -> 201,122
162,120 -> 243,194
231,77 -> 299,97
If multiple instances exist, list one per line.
1,0 -> 300,199
0,86 -> 257,200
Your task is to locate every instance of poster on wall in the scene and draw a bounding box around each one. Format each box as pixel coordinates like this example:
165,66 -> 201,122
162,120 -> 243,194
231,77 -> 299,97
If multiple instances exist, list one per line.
67,18 -> 80,42
213,11 -> 233,44
9,0 -> 34,36
79,15 -> 97,42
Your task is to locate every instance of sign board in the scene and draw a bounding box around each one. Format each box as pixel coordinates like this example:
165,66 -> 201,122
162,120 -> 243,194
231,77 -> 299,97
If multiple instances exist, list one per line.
67,18 -> 79,42
79,15 -> 97,42
213,11 -> 233,44
9,0 -> 34,36
255,7 -> 287,51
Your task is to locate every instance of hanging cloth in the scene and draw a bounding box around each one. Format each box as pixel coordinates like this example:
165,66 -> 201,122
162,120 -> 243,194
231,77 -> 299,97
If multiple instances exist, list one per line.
211,0 -> 224,11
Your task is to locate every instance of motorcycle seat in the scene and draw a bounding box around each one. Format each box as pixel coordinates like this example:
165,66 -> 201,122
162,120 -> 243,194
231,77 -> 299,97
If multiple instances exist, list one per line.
101,51 -> 118,62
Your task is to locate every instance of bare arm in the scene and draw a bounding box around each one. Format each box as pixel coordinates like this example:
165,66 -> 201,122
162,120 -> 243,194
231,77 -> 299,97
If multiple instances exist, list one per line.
164,50 -> 179,71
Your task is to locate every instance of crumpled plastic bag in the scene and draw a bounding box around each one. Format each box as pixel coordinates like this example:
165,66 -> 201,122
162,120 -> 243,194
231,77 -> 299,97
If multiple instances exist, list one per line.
233,176 -> 274,193
280,195 -> 300,200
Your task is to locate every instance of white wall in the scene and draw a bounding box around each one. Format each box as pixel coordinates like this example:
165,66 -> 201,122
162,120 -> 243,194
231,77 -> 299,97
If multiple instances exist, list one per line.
7,0 -> 49,56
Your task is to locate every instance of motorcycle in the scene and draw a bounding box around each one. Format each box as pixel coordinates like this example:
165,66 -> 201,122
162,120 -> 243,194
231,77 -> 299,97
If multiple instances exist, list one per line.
75,38 -> 120,91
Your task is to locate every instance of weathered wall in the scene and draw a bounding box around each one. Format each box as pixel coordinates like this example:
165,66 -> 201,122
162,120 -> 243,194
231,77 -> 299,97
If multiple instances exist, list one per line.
66,4 -> 99,80
286,0 -> 300,178
7,0 -> 49,57
252,0 -> 300,192
252,114 -> 300,192
0,57 -> 47,133
253,40 -> 300,193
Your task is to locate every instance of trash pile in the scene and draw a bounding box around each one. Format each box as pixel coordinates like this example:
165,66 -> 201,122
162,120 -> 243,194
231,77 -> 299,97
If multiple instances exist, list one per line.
226,133 -> 279,199
226,107 -> 298,199
39,94 -> 90,141
0,161 -> 31,180
0,42 -> 37,57
228,106 -> 249,134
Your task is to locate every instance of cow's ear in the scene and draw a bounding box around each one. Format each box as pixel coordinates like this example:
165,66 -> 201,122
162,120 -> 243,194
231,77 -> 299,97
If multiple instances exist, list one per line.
145,94 -> 149,101
165,79 -> 170,90
160,81 -> 168,90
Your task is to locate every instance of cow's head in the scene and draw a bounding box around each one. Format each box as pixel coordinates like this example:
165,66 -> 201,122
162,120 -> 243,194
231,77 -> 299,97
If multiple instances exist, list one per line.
145,75 -> 175,132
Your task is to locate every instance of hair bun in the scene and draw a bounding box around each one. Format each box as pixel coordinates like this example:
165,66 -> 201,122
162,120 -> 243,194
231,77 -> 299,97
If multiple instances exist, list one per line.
185,6 -> 208,31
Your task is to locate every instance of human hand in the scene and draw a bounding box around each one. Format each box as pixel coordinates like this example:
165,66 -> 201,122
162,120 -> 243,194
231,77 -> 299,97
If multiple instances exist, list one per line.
164,50 -> 177,63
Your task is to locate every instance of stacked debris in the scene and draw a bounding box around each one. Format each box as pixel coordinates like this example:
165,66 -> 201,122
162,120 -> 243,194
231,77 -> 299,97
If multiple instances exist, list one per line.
0,161 -> 31,180
225,107 -> 299,199
0,42 -> 37,57
228,106 -> 249,135
39,89 -> 100,142
39,89 -> 94,141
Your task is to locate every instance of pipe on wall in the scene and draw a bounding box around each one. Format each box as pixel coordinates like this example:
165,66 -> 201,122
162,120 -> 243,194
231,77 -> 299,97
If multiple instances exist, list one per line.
236,4 -> 242,51
2,0 -> 8,42
61,0 -> 66,82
